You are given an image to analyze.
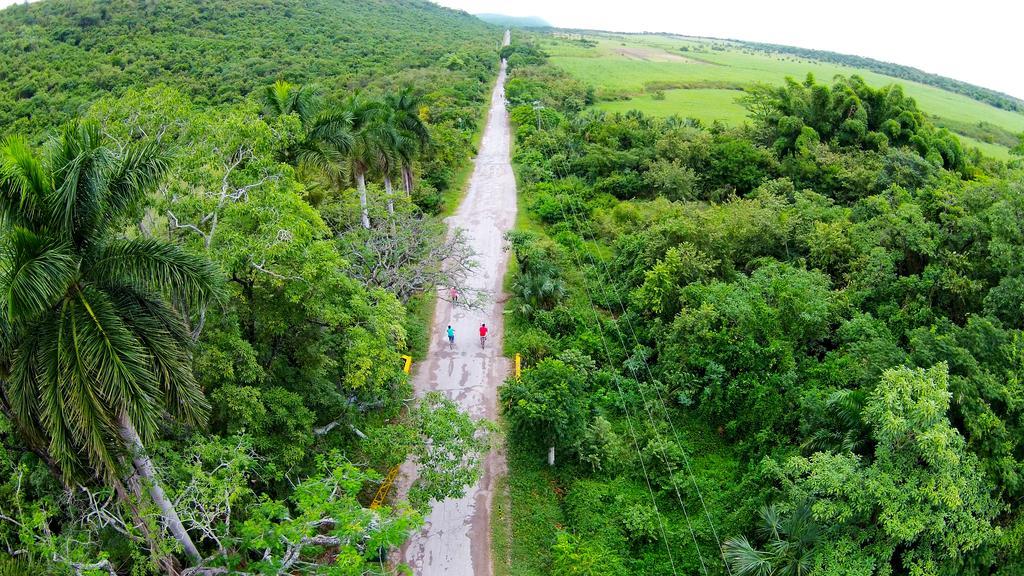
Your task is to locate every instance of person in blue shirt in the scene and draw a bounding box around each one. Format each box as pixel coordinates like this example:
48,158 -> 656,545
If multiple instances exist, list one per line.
446,325 -> 455,349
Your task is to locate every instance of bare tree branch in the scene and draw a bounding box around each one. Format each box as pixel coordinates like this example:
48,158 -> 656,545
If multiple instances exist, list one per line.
250,259 -> 303,282
339,212 -> 483,306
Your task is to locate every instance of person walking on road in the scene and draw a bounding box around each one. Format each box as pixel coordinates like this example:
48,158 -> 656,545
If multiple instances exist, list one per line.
479,323 -> 488,348
446,325 -> 455,349
449,286 -> 459,305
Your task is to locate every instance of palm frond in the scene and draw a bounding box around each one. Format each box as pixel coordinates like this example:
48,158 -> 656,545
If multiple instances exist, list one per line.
104,139 -> 169,223
262,80 -> 293,117
108,285 -> 208,427
21,314 -> 91,480
1,228 -> 76,322
785,502 -> 819,548
308,109 -> 355,152
46,120 -> 111,245
723,535 -> 773,576
0,135 -> 51,228
261,80 -> 321,125
792,549 -> 816,576
386,85 -> 431,146
295,140 -> 344,176
827,388 -> 866,430
6,318 -> 47,445
757,504 -> 783,542
90,237 -> 221,309
71,284 -> 161,444
61,300 -> 123,478
0,307 -> 11,365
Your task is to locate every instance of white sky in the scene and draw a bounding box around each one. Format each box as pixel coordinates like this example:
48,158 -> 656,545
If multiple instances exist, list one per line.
2,0 -> 1021,99
435,0 -> 1024,100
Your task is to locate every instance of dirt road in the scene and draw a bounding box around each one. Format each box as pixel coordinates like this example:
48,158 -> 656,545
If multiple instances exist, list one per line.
397,32 -> 515,576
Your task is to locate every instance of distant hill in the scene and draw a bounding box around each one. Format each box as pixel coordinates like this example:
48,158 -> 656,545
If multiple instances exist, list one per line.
539,30 -> 1024,157
476,13 -> 550,28
0,0 -> 499,137
738,40 -> 1024,114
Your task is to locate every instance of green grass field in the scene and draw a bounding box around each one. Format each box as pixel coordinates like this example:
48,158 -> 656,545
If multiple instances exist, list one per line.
960,135 -> 1013,160
596,88 -> 748,125
544,32 -> 1023,158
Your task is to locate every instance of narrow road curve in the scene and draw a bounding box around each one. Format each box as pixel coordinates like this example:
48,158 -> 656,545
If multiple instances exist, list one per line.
398,31 -> 515,576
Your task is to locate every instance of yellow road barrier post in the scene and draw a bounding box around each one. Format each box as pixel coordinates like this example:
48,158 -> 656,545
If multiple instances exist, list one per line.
515,353 -> 521,380
370,465 -> 400,510
367,356 -> 413,511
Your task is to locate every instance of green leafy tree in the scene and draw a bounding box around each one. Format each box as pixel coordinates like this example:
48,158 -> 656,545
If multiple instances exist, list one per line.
862,365 -> 998,561
93,88 -> 411,475
407,392 -> 493,508
778,365 -> 1000,574
631,243 -> 717,320
501,350 -> 594,464
358,392 -> 492,510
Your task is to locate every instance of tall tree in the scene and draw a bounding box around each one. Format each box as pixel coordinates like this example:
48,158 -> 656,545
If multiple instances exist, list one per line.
385,86 -> 431,195
260,79 -> 317,123
259,81 -> 355,188
343,94 -> 397,229
0,122 -> 219,566
377,103 -> 408,215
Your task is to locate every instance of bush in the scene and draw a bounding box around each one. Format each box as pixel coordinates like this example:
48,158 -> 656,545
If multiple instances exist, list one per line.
411,181 -> 444,214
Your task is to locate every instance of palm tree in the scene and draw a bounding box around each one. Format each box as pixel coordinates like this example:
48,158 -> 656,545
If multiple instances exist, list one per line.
376,105 -> 410,215
723,502 -> 820,576
294,106 -> 356,208
343,94 -> 397,229
0,121 -> 220,565
262,82 -> 410,228
259,81 -> 355,189
260,79 -> 317,123
801,388 -> 870,455
384,86 -> 431,195
378,141 -> 403,216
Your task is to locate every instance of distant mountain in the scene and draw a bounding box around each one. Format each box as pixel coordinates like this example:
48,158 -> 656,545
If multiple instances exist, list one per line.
476,13 -> 550,28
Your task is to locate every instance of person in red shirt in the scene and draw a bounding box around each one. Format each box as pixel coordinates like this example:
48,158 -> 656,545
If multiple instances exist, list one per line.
479,323 -> 488,348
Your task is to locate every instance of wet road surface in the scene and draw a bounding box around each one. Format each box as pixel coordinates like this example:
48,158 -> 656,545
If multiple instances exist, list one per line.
397,31 -> 515,576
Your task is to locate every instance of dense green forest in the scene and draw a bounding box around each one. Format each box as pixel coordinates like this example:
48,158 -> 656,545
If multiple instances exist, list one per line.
0,0 -> 498,138
739,41 -> 1024,113
0,0 -> 500,574
499,40 -> 1024,576
5,1 -> 1024,574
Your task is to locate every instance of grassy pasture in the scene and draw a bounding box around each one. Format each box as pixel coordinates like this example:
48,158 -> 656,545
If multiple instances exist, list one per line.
596,88 -> 748,125
959,135 -> 1013,159
544,32 -> 1023,158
